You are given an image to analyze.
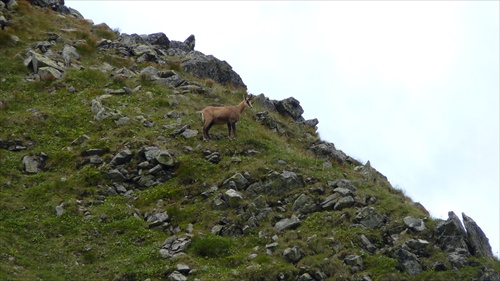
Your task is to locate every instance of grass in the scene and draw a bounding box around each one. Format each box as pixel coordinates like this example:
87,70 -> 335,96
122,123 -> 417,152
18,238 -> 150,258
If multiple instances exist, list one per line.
0,2 -> 499,281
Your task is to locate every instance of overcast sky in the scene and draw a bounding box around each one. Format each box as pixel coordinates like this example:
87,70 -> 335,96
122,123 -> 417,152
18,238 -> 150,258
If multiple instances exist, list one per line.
65,1 -> 499,257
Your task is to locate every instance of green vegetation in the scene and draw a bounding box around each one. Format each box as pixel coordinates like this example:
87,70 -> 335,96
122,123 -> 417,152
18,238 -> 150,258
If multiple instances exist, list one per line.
0,1 -> 498,280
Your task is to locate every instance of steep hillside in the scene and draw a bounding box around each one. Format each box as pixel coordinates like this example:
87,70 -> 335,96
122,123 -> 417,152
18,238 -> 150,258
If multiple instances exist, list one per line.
1,1 -> 499,280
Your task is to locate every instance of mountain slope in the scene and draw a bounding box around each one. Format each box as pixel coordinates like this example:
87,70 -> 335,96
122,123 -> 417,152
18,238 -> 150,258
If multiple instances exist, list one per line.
1,1 -> 498,280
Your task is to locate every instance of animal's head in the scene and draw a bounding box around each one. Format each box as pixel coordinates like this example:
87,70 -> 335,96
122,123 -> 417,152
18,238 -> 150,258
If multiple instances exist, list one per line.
245,93 -> 255,109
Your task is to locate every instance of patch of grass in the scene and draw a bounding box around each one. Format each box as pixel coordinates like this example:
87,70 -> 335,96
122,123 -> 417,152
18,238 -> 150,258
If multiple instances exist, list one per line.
190,234 -> 235,258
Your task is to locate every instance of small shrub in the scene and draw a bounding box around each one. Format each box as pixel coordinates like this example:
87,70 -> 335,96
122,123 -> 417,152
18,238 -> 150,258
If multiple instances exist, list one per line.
190,235 -> 234,258
204,78 -> 216,88
167,61 -> 181,71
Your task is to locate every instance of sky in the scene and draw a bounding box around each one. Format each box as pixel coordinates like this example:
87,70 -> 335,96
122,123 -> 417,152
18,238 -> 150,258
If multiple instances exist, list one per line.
65,1 -> 499,257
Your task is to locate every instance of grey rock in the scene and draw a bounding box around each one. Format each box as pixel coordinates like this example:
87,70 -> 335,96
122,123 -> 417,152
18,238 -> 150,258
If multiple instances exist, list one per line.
448,248 -> 470,269
283,246 -> 303,263
181,129 -> 198,139
24,50 -> 64,74
156,150 -> 175,168
38,66 -> 62,79
221,173 -> 249,191
435,211 -> 469,252
106,169 -> 126,182
462,213 -> 494,259
22,153 -> 47,174
183,34 -> 195,51
275,97 -> 304,121
160,236 -> 191,259
176,264 -> 190,275
309,142 -> 347,164
71,134 -> 90,146
168,271 -> 187,281
320,193 -> 341,210
344,254 -> 364,272
55,203 -> 65,216
274,215 -> 301,231
353,207 -> 387,229
403,239 -> 431,257
360,234 -> 377,253
110,149 -> 134,166
328,179 -> 358,191
225,189 -> 243,207
393,247 -> 422,276
143,32 -> 170,49
62,44 -> 79,66
180,51 -> 246,89
403,216 -> 426,232
211,193 -> 229,210
334,195 -> 355,210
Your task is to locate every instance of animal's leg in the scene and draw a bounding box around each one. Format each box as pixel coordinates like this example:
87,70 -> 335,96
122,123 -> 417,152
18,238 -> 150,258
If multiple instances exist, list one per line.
204,122 -> 214,141
231,123 -> 237,140
227,123 -> 233,140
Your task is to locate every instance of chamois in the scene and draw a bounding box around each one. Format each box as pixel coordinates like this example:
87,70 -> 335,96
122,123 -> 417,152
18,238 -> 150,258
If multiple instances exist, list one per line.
200,94 -> 255,141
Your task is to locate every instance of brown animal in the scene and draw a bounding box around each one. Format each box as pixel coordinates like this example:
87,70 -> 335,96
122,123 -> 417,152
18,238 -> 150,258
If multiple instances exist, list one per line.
200,94 -> 255,141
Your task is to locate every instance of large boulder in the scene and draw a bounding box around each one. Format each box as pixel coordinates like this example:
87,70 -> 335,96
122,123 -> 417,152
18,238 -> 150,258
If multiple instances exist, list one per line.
180,51 -> 246,89
435,211 -> 469,253
275,97 -> 304,121
462,213 -> 494,259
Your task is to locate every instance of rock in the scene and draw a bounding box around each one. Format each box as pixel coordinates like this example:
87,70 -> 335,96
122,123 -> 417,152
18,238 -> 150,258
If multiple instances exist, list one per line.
462,213 -> 494,259
320,193 -> 341,210
55,203 -> 65,216
180,51 -> 246,89
38,66 -> 63,80
292,194 -> 321,215
143,32 -> 170,49
211,193 -> 229,210
393,247 -> 422,276
328,179 -> 358,191
275,97 -> 304,121
477,267 -> 500,281
62,44 -> 79,66
110,149 -> 134,166
403,239 -> 431,257
156,150 -> 176,168
176,264 -> 190,275
24,50 -> 64,74
344,255 -> 364,273
225,189 -> 243,207
205,151 -> 220,164
106,169 -> 126,182
403,216 -> 426,232
353,207 -> 387,229
360,234 -> 377,253
300,118 -> 319,129
334,196 -> 355,210
274,215 -> 301,231
168,271 -> 187,281
309,142 -> 347,164
283,246 -> 303,263
221,173 -> 248,191
22,153 -> 48,174
435,211 -> 469,253
183,34 -> 195,51
448,248 -> 470,269
181,129 -> 198,139
247,170 -> 304,198
160,235 -> 191,259
71,134 -> 90,146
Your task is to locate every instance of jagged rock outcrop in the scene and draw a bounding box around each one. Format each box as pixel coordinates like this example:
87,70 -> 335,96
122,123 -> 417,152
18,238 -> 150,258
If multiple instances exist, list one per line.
462,213 -> 495,259
180,51 -> 246,89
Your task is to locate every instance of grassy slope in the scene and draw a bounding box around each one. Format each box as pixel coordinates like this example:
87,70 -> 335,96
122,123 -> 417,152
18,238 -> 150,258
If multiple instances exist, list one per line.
1,1 -> 498,280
